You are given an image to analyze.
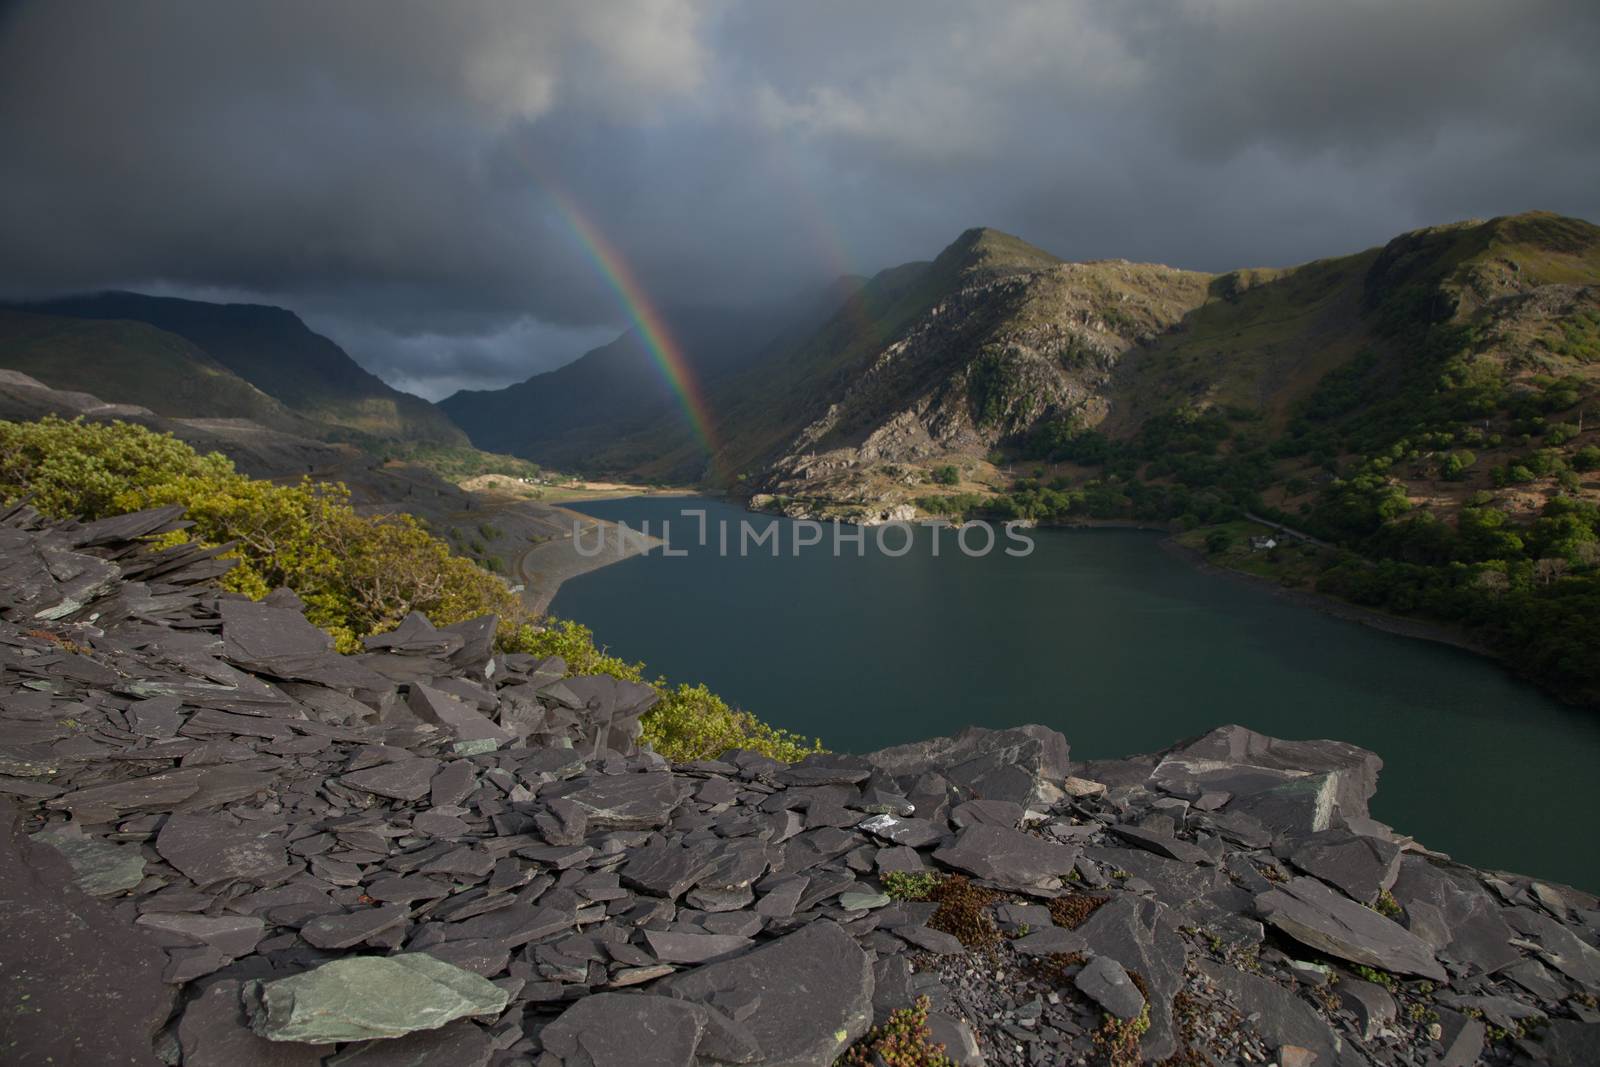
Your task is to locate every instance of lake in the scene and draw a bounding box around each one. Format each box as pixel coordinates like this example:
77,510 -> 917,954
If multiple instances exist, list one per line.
552,497 -> 1600,891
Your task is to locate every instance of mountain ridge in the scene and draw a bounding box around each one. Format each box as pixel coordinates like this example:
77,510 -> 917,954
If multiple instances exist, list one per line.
9,290 -> 465,445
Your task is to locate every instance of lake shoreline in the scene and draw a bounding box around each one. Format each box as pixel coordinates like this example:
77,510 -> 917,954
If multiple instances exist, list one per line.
1156,534 -> 1497,658
545,497 -> 1495,659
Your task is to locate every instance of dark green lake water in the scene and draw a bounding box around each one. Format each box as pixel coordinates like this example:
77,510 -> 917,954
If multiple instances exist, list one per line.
552,497 -> 1600,891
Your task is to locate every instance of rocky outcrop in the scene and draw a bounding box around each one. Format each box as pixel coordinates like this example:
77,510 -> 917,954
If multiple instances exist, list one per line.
1,504 -> 1598,1066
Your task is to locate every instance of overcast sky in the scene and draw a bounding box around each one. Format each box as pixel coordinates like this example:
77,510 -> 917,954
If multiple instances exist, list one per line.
2,1 -> 1597,399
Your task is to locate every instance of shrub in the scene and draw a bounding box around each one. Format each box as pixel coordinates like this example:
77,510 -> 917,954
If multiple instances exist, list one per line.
930,465 -> 960,485
881,870 -> 943,902
1,417 -> 816,762
500,619 -> 821,762
643,681 -> 821,763
838,997 -> 953,1067
0,415 -> 232,519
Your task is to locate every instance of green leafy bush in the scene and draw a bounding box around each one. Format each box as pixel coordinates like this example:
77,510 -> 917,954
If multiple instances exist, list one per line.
1,417 -> 818,761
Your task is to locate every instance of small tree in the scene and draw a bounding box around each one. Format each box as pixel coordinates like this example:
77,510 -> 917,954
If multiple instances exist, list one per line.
1205,528 -> 1236,555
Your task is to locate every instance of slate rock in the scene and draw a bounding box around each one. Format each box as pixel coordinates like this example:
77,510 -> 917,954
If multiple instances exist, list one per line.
31,821 -> 146,895
1074,954 -> 1145,1019
896,924 -> 967,954
1076,896 -> 1188,1062
340,758 -> 441,802
561,773 -> 683,829
1083,846 -> 1222,908
1108,823 -> 1213,865
407,683 -> 513,748
46,767 -> 205,823
656,920 -> 873,1067
539,993 -> 709,1067
933,823 -> 1079,889
1433,1008 -> 1487,1067
221,598 -> 388,689
136,912 -> 265,958
1011,926 -> 1088,956
1389,856 -> 1522,977
246,954 -> 510,1043
1288,828 -> 1402,905
1153,726 -> 1381,832
301,904 -> 411,949
620,840 -> 718,898
857,813 -> 946,848
839,890 -> 891,911
1256,876 -> 1446,980
1534,1020 -> 1600,1067
0,801 -> 174,1066
177,979 -> 332,1067
867,725 -> 1071,808
644,930 -> 754,964
1506,905 -> 1600,989
156,813 -> 293,887
926,1012 -> 984,1067
1337,977 -> 1396,1040
326,1020 -> 495,1067
1199,960 -> 1357,1067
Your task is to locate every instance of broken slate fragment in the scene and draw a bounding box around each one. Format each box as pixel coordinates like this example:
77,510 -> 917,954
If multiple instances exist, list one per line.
407,683 -> 514,748
1255,876 -> 1446,980
657,921 -> 872,1067
339,757 -> 441,802
300,904 -> 411,950
1108,823 -> 1213,865
540,993 -> 709,1067
246,954 -> 509,1043
177,979 -> 332,1067
644,929 -> 754,964
561,773 -> 683,829
933,823 -> 1079,889
31,821 -> 146,895
156,813 -> 294,887
1288,828 -> 1402,905
1074,954 -> 1145,1019
136,912 -> 265,958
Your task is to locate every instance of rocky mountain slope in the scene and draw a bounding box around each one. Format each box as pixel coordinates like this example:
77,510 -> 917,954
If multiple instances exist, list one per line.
2,504 -> 1597,1066
0,309 -> 326,437
10,291 -> 465,445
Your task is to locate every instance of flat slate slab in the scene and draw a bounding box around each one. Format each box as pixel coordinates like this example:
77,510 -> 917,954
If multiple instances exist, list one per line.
1256,876 -> 1447,980
561,773 -> 683,829
245,954 -> 509,1043
339,757 -> 441,802
656,920 -> 872,1067
0,802 -> 174,1066
31,821 -> 146,894
177,979 -> 332,1067
300,904 -> 411,950
1288,828 -> 1402,905
933,822 -> 1079,889
1075,954 -> 1145,1019
540,993 -> 709,1067
156,812 -> 294,887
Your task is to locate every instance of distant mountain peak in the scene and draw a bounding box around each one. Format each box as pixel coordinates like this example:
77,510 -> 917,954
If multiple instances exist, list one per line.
931,227 -> 1063,284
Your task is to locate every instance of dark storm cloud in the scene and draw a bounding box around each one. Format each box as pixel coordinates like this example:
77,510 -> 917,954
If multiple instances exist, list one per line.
2,1 -> 1597,397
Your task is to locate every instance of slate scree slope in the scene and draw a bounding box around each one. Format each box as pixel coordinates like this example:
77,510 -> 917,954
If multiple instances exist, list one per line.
0,502 -> 1597,1066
